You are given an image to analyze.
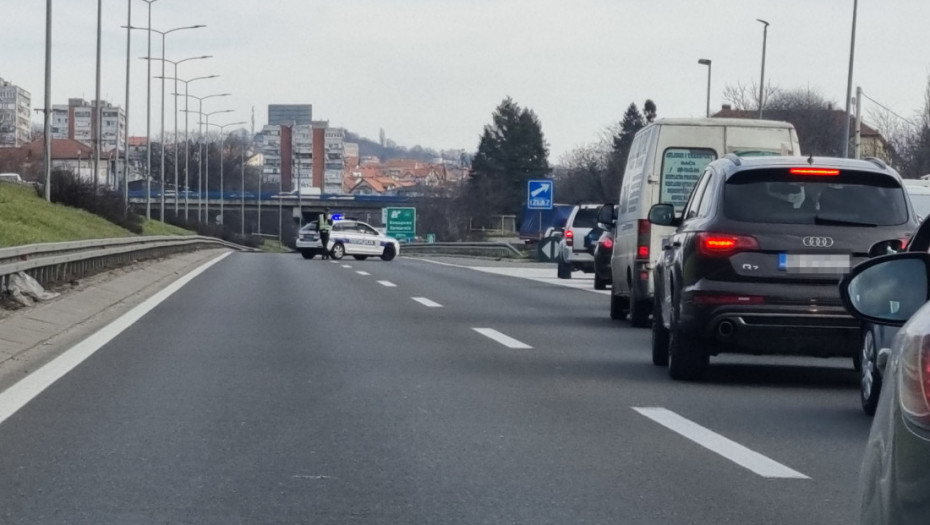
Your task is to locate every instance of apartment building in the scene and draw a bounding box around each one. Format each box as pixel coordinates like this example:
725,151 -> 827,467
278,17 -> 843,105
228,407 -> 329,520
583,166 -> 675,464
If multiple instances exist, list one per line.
50,98 -> 126,153
268,104 -> 312,127
0,77 -> 32,148
260,124 -> 283,188
323,126 -> 345,194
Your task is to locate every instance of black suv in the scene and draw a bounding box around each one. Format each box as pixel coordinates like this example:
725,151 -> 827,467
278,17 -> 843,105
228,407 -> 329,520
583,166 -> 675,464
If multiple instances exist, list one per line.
649,155 -> 919,380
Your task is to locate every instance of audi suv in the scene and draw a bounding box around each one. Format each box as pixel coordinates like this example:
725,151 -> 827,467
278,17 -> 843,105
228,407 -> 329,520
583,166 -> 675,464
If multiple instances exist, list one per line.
649,155 -> 919,380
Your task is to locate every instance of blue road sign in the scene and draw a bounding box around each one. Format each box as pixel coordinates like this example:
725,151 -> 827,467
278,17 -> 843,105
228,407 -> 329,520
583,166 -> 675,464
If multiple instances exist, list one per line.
527,180 -> 553,210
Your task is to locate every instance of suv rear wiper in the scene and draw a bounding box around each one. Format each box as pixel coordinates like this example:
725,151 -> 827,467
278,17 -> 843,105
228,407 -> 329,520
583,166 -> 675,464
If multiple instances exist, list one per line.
814,215 -> 878,227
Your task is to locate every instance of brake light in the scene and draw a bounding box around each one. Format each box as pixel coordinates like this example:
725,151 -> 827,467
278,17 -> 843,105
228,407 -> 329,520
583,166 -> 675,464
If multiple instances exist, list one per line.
693,293 -> 765,305
789,168 -> 840,176
899,336 -> 930,429
565,229 -> 574,247
697,232 -> 759,257
636,219 -> 650,260
601,237 -> 614,250
901,236 -> 910,251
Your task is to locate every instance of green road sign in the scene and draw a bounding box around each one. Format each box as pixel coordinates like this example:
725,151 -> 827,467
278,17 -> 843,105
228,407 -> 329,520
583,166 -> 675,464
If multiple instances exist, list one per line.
384,207 -> 416,241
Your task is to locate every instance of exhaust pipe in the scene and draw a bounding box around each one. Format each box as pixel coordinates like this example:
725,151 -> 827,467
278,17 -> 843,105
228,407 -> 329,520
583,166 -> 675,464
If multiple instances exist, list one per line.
717,320 -> 736,340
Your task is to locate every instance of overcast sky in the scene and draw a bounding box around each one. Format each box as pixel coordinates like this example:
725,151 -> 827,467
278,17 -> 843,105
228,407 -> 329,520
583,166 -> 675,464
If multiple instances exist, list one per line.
3,1 -> 929,161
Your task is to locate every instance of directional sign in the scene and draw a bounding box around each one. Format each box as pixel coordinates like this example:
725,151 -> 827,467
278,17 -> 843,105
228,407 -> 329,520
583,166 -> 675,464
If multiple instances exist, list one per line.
527,180 -> 553,210
384,207 -> 416,241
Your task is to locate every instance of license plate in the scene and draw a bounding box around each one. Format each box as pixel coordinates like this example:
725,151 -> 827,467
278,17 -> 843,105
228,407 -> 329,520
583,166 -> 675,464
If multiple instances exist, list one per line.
778,253 -> 851,273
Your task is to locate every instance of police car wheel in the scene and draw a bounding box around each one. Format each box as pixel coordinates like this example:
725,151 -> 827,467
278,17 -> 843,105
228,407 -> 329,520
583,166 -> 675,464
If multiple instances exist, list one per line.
381,245 -> 397,261
330,243 -> 345,260
353,255 -> 368,261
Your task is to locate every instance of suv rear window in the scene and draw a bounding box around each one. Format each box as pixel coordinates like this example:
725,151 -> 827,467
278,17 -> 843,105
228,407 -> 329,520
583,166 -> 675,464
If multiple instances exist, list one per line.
572,208 -> 599,228
723,169 -> 908,226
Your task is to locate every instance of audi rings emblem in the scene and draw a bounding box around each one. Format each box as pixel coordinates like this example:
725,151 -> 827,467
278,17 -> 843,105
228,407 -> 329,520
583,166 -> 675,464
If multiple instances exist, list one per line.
802,236 -> 834,247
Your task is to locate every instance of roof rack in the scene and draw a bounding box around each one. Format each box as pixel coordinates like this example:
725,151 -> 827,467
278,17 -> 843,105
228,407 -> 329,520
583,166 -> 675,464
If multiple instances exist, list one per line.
863,157 -> 888,169
723,153 -> 742,166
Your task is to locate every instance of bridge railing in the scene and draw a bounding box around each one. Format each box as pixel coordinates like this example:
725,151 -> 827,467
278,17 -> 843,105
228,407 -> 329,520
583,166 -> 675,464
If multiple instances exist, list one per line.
0,236 -> 255,295
400,242 -> 527,259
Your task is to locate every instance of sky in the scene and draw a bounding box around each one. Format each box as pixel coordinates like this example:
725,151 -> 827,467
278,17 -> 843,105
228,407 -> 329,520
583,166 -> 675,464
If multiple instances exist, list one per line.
3,0 -> 929,162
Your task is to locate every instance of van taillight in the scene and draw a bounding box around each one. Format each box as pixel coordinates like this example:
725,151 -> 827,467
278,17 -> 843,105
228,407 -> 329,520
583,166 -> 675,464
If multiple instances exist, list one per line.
697,232 -> 759,258
565,229 -> 574,247
899,337 -> 930,429
636,220 -> 650,260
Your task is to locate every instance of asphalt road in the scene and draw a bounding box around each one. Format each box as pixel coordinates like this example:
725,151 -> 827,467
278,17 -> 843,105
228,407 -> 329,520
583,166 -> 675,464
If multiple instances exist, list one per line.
0,253 -> 871,524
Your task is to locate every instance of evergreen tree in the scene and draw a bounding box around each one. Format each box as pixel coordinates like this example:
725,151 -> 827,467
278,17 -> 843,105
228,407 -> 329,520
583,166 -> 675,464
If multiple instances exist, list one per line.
605,103 -> 646,195
466,97 -> 550,222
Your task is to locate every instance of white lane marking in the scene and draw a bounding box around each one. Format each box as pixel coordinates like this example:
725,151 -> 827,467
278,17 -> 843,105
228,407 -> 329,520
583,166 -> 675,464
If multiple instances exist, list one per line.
378,280 -> 397,288
416,258 -> 608,295
341,264 -> 352,268
0,252 -> 232,428
473,328 -> 532,349
412,297 -> 442,308
632,407 -> 810,479
357,271 -> 371,276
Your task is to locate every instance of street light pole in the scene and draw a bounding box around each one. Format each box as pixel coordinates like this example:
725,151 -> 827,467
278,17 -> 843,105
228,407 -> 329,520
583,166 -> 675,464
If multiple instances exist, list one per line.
123,0 -> 131,216
698,59 -> 711,118
94,0 -> 102,192
203,120 -> 246,229
843,0 -> 859,158
141,0 -> 157,218
42,0 -> 52,201
180,95 -> 230,222
166,75 -> 218,220
757,19 -> 770,119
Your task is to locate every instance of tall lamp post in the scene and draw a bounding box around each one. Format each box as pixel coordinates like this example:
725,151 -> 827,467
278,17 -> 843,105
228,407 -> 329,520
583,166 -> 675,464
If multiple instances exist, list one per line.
756,19 -> 770,119
181,97 -> 231,221
122,0 -> 132,215
843,0 -> 859,158
203,120 -> 247,229
184,108 -> 233,225
165,74 -> 219,220
698,59 -> 712,118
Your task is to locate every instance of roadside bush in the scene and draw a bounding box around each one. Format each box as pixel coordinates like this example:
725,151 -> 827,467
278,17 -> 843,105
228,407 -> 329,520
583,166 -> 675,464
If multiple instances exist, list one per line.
164,214 -> 263,248
36,170 -> 143,234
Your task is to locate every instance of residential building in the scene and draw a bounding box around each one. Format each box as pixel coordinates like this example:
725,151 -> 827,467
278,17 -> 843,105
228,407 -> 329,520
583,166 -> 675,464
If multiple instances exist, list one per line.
323,126 -> 345,194
259,124 -> 283,189
0,138 -> 104,182
0,77 -> 31,148
50,98 -> 126,153
268,104 -> 312,127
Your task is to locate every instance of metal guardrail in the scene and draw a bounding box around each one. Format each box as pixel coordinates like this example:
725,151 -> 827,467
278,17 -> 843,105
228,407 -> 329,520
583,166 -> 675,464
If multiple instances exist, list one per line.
400,242 -> 527,259
0,235 -> 256,294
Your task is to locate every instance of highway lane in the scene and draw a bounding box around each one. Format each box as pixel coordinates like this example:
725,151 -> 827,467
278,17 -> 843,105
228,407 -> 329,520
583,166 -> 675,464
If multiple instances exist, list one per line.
0,253 -> 870,524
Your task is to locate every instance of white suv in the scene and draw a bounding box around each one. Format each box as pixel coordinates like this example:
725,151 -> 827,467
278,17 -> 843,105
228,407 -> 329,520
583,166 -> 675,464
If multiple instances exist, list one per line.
556,204 -> 601,279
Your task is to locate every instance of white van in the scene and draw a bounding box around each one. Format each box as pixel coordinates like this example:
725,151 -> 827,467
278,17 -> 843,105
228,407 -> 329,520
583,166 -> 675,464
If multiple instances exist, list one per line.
609,118 -> 801,326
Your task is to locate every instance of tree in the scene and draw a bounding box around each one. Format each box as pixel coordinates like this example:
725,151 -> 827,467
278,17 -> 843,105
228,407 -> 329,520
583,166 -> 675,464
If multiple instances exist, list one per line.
605,103 -> 646,197
465,97 -> 550,222
554,144 -> 610,203
881,78 -> 930,178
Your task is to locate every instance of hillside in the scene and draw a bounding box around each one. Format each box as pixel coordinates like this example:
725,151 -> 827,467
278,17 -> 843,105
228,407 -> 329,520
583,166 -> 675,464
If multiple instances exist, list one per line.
0,182 -> 190,247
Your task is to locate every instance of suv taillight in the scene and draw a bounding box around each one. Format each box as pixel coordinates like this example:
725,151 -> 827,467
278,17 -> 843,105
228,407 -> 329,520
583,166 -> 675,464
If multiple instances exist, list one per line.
565,229 -> 574,247
601,237 -> 614,250
636,219 -> 650,260
696,232 -> 760,258
899,336 -> 930,430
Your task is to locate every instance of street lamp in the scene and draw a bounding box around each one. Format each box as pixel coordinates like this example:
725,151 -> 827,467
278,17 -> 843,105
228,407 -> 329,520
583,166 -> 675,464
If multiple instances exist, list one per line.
202,120 -> 246,228
698,59 -> 712,118
180,94 -> 230,221
164,75 -> 218,220
150,54 -> 211,217
843,0 -> 859,158
757,19 -> 770,119
122,0 -> 132,216
126,23 -> 205,220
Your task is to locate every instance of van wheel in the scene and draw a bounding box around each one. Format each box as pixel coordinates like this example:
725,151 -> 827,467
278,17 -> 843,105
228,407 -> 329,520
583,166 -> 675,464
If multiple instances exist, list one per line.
331,243 -> 345,260
651,298 -> 670,366
557,258 -> 572,279
610,293 -> 627,320
629,287 -> 651,328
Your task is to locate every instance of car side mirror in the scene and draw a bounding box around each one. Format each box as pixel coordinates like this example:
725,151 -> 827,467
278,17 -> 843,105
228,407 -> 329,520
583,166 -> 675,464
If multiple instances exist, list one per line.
648,203 -> 680,227
839,252 -> 930,326
597,203 -> 617,228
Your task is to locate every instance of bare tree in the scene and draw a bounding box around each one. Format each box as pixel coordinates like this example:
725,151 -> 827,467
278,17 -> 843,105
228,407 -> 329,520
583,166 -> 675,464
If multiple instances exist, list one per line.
721,81 -> 781,111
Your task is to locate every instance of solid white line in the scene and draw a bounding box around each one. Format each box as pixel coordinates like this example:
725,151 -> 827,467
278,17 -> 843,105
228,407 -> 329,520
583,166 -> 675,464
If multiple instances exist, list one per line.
412,297 -> 442,308
341,264 -> 352,268
0,251 -> 232,428
356,271 -> 371,276
378,280 -> 397,288
632,407 -> 809,479
473,328 -> 532,349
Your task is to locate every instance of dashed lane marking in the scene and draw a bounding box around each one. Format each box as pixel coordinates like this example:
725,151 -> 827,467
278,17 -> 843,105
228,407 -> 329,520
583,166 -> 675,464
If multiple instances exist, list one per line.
341,264 -> 352,268
412,297 -> 442,308
632,407 -> 810,479
357,271 -> 371,276
378,281 -> 397,288
473,328 -> 532,349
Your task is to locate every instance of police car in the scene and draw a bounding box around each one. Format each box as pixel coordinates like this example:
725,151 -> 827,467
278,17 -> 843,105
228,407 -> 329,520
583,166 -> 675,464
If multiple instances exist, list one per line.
296,219 -> 400,261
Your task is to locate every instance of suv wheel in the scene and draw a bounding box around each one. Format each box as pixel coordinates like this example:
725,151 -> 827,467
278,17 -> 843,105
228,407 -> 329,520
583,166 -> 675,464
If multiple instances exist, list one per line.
594,273 -> 607,290
629,286 -> 651,328
557,257 -> 572,279
668,309 -> 708,381
860,328 -> 882,416
651,297 -> 670,366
